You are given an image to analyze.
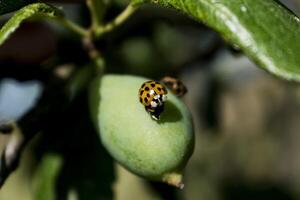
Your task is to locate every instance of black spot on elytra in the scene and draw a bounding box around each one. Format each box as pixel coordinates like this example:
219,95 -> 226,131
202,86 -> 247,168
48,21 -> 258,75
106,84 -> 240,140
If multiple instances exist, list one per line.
147,94 -> 150,97
141,83 -> 145,88
139,97 -> 143,103
157,87 -> 162,91
145,87 -> 150,91
151,83 -> 155,87
140,90 -> 144,95
144,97 -> 148,103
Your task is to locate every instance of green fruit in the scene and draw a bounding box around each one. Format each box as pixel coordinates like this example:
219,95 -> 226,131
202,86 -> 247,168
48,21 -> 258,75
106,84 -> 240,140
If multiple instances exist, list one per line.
89,74 -> 194,188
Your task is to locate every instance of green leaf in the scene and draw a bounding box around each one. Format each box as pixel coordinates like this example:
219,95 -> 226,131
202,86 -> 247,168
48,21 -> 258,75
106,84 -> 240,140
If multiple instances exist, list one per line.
0,3 -> 63,46
0,0 -> 35,15
140,0 -> 300,81
33,154 -> 63,200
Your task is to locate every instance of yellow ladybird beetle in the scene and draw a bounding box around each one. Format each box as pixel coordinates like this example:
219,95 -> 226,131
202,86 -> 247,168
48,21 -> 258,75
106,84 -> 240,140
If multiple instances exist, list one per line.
139,80 -> 168,120
160,76 -> 187,97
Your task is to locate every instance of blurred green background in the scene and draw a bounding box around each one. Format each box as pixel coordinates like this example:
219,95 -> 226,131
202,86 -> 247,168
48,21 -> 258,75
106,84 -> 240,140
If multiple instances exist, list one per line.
0,0 -> 300,199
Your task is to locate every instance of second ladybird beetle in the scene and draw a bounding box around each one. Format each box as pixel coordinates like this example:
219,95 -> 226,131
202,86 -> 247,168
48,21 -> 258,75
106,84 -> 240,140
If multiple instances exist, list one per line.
160,76 -> 187,97
139,80 -> 168,120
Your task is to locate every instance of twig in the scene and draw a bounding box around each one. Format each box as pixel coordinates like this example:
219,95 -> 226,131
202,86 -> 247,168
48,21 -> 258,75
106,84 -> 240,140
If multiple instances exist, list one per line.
86,0 -> 106,30
58,17 -> 88,37
82,32 -> 105,73
95,3 -> 139,37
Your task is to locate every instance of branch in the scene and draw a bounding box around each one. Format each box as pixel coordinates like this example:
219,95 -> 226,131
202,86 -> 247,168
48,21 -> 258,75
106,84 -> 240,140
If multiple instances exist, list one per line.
58,17 -> 88,37
95,3 -> 139,37
82,32 -> 105,73
86,0 -> 105,30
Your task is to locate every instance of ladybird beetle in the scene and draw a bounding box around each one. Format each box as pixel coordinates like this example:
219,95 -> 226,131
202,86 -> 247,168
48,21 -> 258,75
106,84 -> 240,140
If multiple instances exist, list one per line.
139,80 -> 168,120
160,76 -> 187,97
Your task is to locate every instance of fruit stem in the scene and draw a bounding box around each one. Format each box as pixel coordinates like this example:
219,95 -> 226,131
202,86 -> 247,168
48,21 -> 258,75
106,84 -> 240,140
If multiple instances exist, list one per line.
163,172 -> 184,189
